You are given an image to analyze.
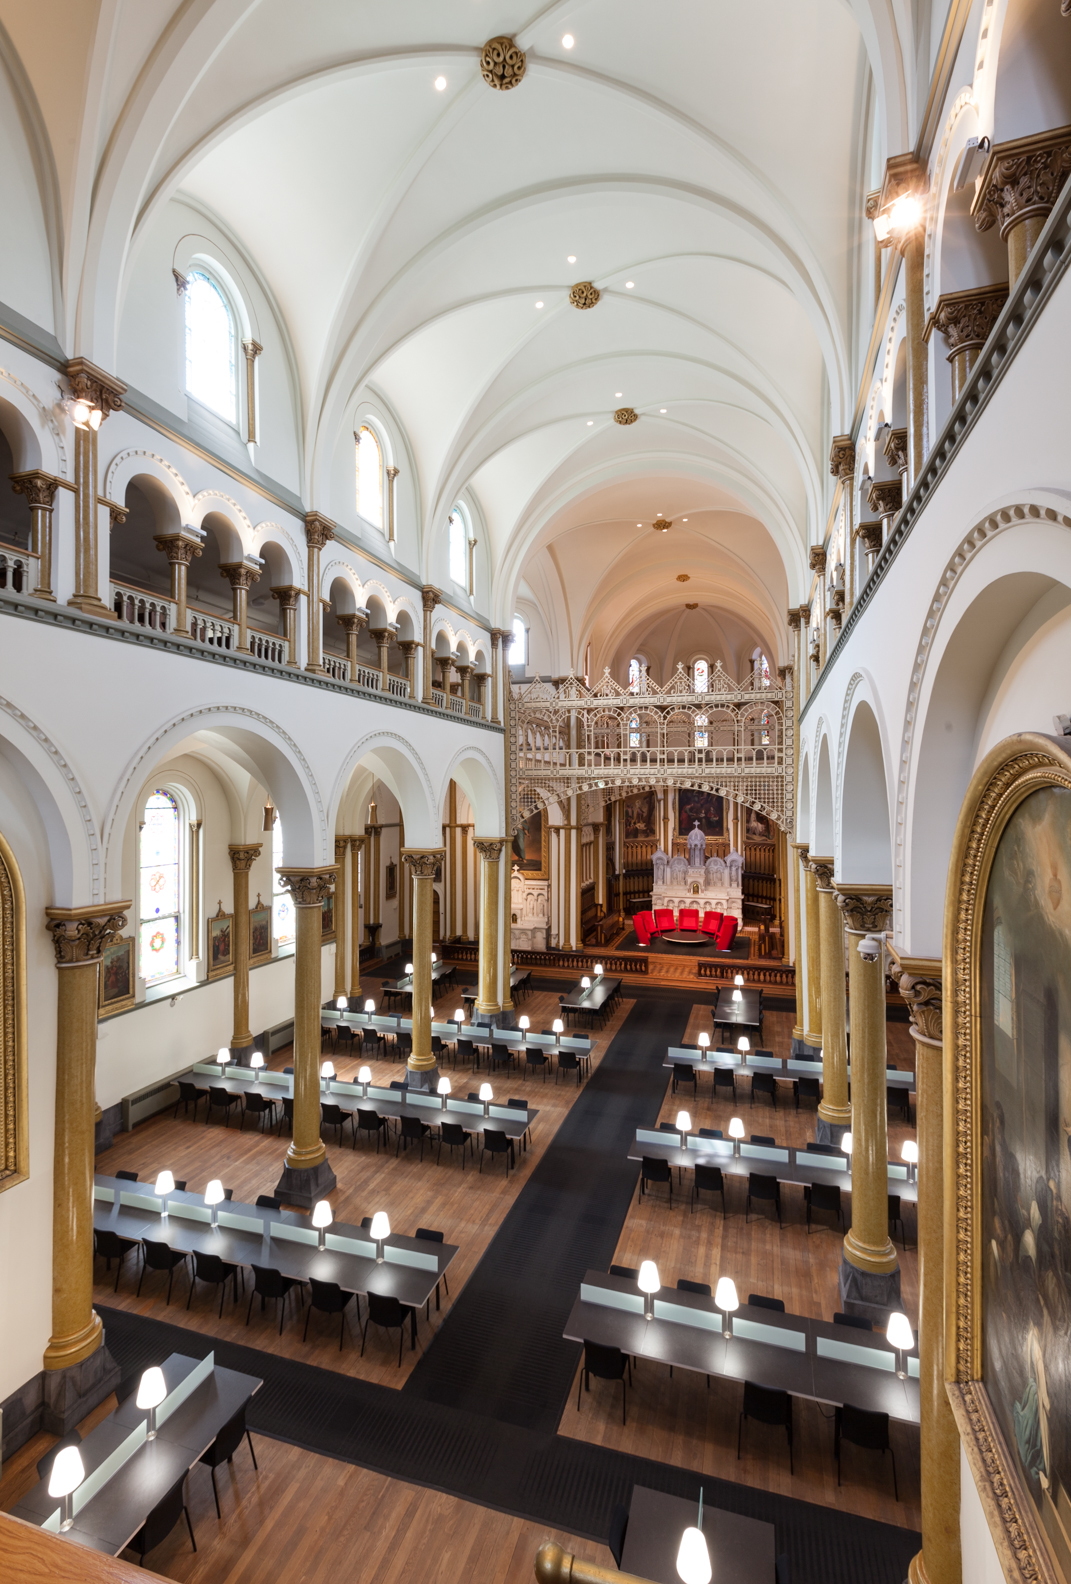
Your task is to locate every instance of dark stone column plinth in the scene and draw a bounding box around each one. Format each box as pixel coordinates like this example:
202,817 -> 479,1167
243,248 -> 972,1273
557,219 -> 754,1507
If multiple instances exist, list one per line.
42,1337 -> 122,1435
274,1156 -> 338,1210
791,1036 -> 822,1058
403,1065 -> 441,1093
838,1258 -> 903,1327
816,1117 -> 849,1148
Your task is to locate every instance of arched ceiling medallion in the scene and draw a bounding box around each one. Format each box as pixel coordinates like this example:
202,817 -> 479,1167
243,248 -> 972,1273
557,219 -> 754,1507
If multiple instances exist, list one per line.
569,281 -> 600,310
685,602 -> 699,610
676,573 -> 691,582
480,37 -> 526,90
652,517 -> 672,531
613,407 -> 638,425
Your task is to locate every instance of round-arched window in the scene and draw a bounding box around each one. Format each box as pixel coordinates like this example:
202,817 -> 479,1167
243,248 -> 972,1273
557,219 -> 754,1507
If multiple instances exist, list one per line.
185,271 -> 237,422
356,425 -> 384,528
139,790 -> 182,982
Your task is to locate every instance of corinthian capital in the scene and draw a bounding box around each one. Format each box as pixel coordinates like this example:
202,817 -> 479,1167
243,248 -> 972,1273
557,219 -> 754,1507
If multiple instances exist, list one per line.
857,520 -> 883,555
276,866 -> 337,906
155,532 -> 202,567
402,849 -> 443,879
228,843 -> 262,873
219,561 -> 261,591
924,283 -> 1009,356
422,585 -> 441,614
10,470 -> 59,509
473,837 -> 507,862
828,435 -> 855,480
304,512 -> 335,551
808,856 -> 835,889
835,888 -> 892,933
898,973 -> 943,1044
882,428 -> 908,476
45,902 -> 131,965
809,546 -> 827,575
972,126 -> 1071,237
66,357 -> 126,418
867,479 -> 902,518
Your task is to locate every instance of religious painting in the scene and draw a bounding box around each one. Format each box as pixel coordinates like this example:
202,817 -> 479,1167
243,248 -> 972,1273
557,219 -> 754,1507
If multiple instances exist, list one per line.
321,892 -> 335,940
623,790 -> 658,840
512,809 -> 547,877
385,859 -> 397,900
98,937 -> 134,1016
745,807 -> 773,841
207,907 -> 232,979
249,897 -> 272,965
678,789 -> 725,838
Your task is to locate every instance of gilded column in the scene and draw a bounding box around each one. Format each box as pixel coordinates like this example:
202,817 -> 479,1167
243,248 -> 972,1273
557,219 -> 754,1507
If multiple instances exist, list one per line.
790,841 -> 808,1046
873,158 -> 928,483
348,836 -> 364,996
65,359 -> 126,617
973,126 -> 1071,286
337,611 -> 367,681
304,513 -> 335,673
403,851 -> 442,1081
219,561 -> 260,652
828,438 -> 855,611
421,587 -> 440,703
802,851 -> 822,1049
883,427 -> 909,505
456,662 -> 473,706
899,968 -> 961,1584
858,520 -> 884,572
228,844 -> 261,1052
812,858 -> 850,1138
44,902 -> 130,1380
274,866 -> 338,1207
188,820 -> 202,959
370,626 -> 392,689
364,820 -> 381,945
154,531 -> 202,636
333,837 -> 349,1001
398,638 -> 419,694
924,285 -> 1009,401
489,627 -> 503,723
271,584 -> 301,667
474,838 -> 505,1017
10,471 -> 59,600
241,339 -> 262,445
837,889 -> 899,1314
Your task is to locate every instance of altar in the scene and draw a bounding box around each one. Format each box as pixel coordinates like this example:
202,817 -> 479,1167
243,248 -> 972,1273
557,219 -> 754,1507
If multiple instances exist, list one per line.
510,868 -> 549,950
651,823 -> 744,922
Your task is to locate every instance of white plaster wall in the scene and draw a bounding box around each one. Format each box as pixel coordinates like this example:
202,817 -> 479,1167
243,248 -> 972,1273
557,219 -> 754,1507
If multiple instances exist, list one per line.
960,1445 -> 1008,1584
0,57 -> 55,334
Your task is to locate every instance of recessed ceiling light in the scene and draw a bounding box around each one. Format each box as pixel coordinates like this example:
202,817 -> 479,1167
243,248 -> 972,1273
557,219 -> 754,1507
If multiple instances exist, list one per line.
660,408 -> 667,413
587,420 -> 593,425
636,523 -> 642,527
615,392 -> 622,398
567,255 -> 576,263
683,517 -> 688,522
434,76 -> 447,91
535,301 -> 544,309
562,34 -> 575,49
625,281 -> 634,288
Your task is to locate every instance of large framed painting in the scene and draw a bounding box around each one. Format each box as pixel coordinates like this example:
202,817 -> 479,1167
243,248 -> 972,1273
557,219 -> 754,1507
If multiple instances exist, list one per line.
207,906 -> 233,980
99,937 -> 135,1016
678,789 -> 725,838
512,809 -> 547,877
321,892 -> 335,940
623,790 -> 658,840
946,734 -> 1071,1584
745,806 -> 773,842
385,859 -> 397,900
249,896 -> 272,965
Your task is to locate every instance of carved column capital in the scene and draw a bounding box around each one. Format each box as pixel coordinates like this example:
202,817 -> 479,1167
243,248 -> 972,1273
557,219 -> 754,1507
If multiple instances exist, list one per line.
336,612 -> 367,636
828,435 -> 856,480
334,837 -> 349,862
972,125 -> 1071,238
834,888 -> 892,933
797,603 -> 812,627
155,533 -> 202,566
397,638 -> 418,658
867,479 -> 902,518
228,843 -> 262,873
270,584 -> 302,611
421,585 -> 441,614
386,464 -> 400,483
304,512 -> 335,551
882,427 -> 908,476
241,338 -> 263,362
45,902 -> 131,965
276,866 -> 338,906
65,358 -> 126,419
923,283 -> 1010,356
898,972 -> 943,1045
857,520 -> 884,555
218,561 -> 261,590
349,833 -> 366,854
807,856 -> 835,890
10,470 -> 59,508
402,849 -> 444,880
473,837 -> 507,862
787,607 -> 801,631
808,545 -> 827,575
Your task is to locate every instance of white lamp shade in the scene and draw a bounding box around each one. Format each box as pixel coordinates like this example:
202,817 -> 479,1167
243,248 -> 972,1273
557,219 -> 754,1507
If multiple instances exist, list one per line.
204,1179 -> 225,1206
676,1526 -> 712,1584
404,963 -> 414,974
431,952 -> 437,963
737,1037 -> 749,1052
638,1260 -> 661,1295
842,1131 -> 853,1155
715,1276 -> 739,1313
734,973 -> 745,986
358,1066 -> 371,1083
581,976 -> 591,988
728,1116 -> 745,1139
364,999 -> 375,1013
676,1111 -> 692,1132
479,1083 -> 493,1101
732,988 -> 742,1002
336,996 -> 348,1010
217,1046 -> 230,1063
321,1061 -> 335,1079
453,1008 -> 465,1022
250,1051 -> 264,1069
48,1444 -> 85,1498
552,1018 -> 564,1034
136,1366 -> 167,1411
154,1171 -> 175,1196
437,1077 -> 452,1095
312,1200 -> 333,1229
887,1311 -> 914,1350
697,1032 -> 710,1048
594,964 -> 604,975
369,1211 -> 390,1241
519,1015 -> 530,1030
902,1140 -> 919,1164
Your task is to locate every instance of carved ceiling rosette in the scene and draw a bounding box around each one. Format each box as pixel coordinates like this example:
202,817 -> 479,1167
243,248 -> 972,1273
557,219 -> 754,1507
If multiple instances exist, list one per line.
569,281 -> 600,309
613,407 -> 638,425
480,36 -> 526,90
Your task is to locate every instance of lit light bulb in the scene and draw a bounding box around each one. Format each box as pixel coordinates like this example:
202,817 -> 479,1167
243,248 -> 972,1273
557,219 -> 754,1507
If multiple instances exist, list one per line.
697,1032 -> 710,1049
204,1178 -> 225,1225
737,1036 -> 749,1053
561,33 -> 574,48
369,1210 -> 390,1256
552,1018 -> 564,1035
581,976 -> 591,989
364,998 -> 375,1013
638,1261 -> 660,1316
734,974 -> 744,986
136,1366 -> 167,1439
88,408 -> 103,431
676,1525 -> 712,1584
454,1007 -> 465,1022
594,964 -> 604,976
250,1051 -> 264,1070
154,1171 -> 175,1197
358,1065 -> 371,1085
217,1046 -> 231,1066
321,1061 -> 335,1080
405,963 -> 413,975
873,212 -> 891,243
434,75 -> 447,90
732,988 -> 742,1003
519,1015 -> 530,1031
567,255 -> 576,263
336,995 -> 347,1010
431,952 -> 437,963
676,1110 -> 692,1135
889,192 -> 921,231
48,1443 -> 85,1528
71,400 -> 91,429
842,1131 -> 853,1156
438,1076 -> 452,1108
887,1310 -> 914,1378
479,1082 -> 493,1113
901,1140 -> 918,1164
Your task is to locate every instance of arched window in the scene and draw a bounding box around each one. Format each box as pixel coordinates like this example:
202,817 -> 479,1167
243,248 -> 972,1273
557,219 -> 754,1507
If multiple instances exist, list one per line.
629,714 -> 641,748
760,708 -> 771,746
628,658 -> 642,694
356,425 -> 384,528
751,648 -> 771,687
693,658 -> 709,693
509,615 -> 526,667
272,816 -> 295,948
448,507 -> 467,585
139,790 -> 182,983
695,713 -> 708,749
185,271 -> 237,422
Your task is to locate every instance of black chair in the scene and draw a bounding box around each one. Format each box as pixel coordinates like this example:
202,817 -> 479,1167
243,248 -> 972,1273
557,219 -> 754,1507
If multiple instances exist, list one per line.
94,1229 -> 140,1292
397,1115 -> 430,1160
206,1086 -> 241,1126
173,1081 -> 207,1120
437,1121 -> 472,1169
556,1049 -> 583,1085
283,1065 -> 294,1074
481,1128 -> 515,1175
115,1169 -> 139,1181
887,1084 -> 912,1121
389,1080 -> 407,1091
751,1133 -> 776,1145
507,1095 -> 533,1150
793,1076 -> 821,1110
320,1102 -> 352,1147
304,1277 -> 355,1350
124,1473 -> 196,1565
639,1155 -> 673,1205
697,1127 -> 723,1139
754,1048 -> 775,1060
241,1092 -> 277,1132
523,1048 -> 549,1082
355,1108 -> 388,1150
279,1096 -> 294,1135
246,1263 -> 302,1334
173,1180 -> 188,1191
198,1404 -> 258,1518
415,1226 -> 449,1313
608,1504 -> 629,1570
361,1291 -> 414,1366
835,1402 -> 898,1499
746,1172 -> 781,1225
659,1121 -> 678,1132
713,1067 -> 736,1101
187,1251 -> 240,1317
678,1277 -> 711,1295
577,1339 -> 631,1425
223,1188 -> 233,1199
833,1311 -> 874,1331
487,1043 -> 513,1075
747,1294 -> 785,1312
751,1072 -> 777,1109
691,1163 -> 726,1215
672,1062 -> 698,1097
137,1238 -> 191,1304
889,1193 -> 908,1247
776,1555 -> 792,1584
805,1140 -> 834,1152
738,1380 -> 793,1472
804,1182 -> 843,1232
609,1264 -> 639,1280
255,1194 -> 281,1210
37,1430 -> 81,1484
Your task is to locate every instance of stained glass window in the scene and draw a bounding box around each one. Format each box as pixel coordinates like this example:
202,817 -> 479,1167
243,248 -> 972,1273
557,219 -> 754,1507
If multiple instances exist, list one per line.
272,817 -> 294,947
693,659 -> 709,693
628,658 -> 641,694
139,790 -> 181,982
629,714 -> 640,748
695,713 -> 708,748
448,507 -> 467,586
752,649 -> 771,687
356,425 -> 383,528
760,708 -> 771,745
185,272 -> 237,422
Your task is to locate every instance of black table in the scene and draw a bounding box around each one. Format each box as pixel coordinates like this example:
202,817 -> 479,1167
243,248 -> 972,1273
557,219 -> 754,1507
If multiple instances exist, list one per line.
381,961 -> 457,1008
620,1485 -> 775,1584
712,987 -> 763,1031
628,1131 -> 918,1203
11,1353 -> 260,1554
659,930 -> 708,946
559,976 -> 621,1028
664,1045 -> 917,1092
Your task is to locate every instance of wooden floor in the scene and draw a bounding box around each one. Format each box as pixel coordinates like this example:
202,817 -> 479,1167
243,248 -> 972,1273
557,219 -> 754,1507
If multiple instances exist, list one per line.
557,1004 -> 921,1533
92,989 -> 633,1387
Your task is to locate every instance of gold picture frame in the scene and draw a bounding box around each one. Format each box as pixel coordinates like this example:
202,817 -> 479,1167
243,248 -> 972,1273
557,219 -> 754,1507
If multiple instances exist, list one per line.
945,732 -> 1071,1584
98,936 -> 135,1016
249,894 -> 272,965
321,891 -> 335,941
207,903 -> 233,980
511,808 -> 547,878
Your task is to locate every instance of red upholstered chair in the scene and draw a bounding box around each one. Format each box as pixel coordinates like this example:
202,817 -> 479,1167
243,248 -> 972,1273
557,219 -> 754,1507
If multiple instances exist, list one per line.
701,911 -> 723,936
634,911 -> 655,946
716,915 -> 738,951
679,908 -> 700,932
654,908 -> 676,935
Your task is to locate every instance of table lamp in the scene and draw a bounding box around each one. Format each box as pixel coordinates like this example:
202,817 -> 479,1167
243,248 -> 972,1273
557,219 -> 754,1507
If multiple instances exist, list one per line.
154,1170 -> 175,1217
369,1210 -> 390,1262
715,1276 -> 739,1339
358,1064 -> 372,1097
454,1007 -> 465,1027
364,998 -> 375,1015
136,1366 -> 167,1440
842,1131 -> 853,1158
321,1060 -> 334,1093
336,995 -> 348,1011
676,1489 -> 712,1584
581,975 -> 591,991
312,1199 -> 333,1249
638,1259 -> 660,1318
404,962 -> 413,976
518,1015 -> 529,1042
250,1051 -> 264,1072
552,1018 -> 564,1039
697,1031 -> 710,1052
737,1036 -> 749,1055
479,1081 -> 493,1116
734,973 -> 745,987
887,1311 -> 914,1379
438,1075 -> 452,1110
48,1443 -> 84,1530
431,952 -> 437,964
217,1046 -> 231,1069
731,987 -> 742,1003
902,1139 -> 918,1182
594,963 -> 604,977
729,1116 -> 745,1156
204,1178 -> 225,1226
676,1110 -> 692,1147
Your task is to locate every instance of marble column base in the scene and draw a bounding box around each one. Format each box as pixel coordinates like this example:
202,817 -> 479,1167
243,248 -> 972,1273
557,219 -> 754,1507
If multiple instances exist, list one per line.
838,1257 -> 902,1326
791,1037 -> 822,1058
471,1010 -> 517,1030
816,1117 -> 850,1147
403,1064 -> 441,1093
274,1155 -> 338,1210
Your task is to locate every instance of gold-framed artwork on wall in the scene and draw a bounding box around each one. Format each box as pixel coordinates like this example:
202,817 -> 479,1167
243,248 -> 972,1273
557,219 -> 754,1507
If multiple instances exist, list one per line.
945,732 -> 1071,1584
321,891 -> 335,940
98,936 -> 135,1016
385,859 -> 397,900
249,894 -> 272,965
511,808 -> 547,877
207,904 -> 233,980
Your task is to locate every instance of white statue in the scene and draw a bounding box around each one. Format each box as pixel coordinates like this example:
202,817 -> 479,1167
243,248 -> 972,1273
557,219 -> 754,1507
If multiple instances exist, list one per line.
686,820 -> 707,869
652,847 -> 669,887
727,848 -> 744,887
705,854 -> 727,889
